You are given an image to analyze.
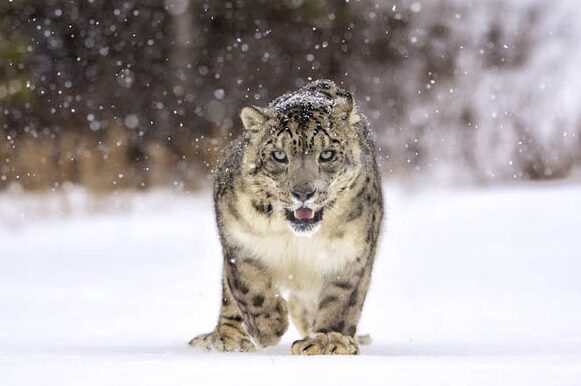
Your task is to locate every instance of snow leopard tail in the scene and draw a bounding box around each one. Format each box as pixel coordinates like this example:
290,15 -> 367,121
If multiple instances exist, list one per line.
356,334 -> 372,345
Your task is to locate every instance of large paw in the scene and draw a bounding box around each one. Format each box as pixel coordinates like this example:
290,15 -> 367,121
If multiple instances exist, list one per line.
246,297 -> 289,347
291,332 -> 359,355
189,330 -> 256,352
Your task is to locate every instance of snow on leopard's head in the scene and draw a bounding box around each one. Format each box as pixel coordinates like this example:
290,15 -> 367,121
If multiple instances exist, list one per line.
240,80 -> 366,236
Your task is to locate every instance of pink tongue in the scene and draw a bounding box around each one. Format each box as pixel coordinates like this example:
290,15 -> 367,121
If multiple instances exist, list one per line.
294,207 -> 314,220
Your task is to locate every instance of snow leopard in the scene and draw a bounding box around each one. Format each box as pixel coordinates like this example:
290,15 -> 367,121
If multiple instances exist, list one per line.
189,79 -> 383,355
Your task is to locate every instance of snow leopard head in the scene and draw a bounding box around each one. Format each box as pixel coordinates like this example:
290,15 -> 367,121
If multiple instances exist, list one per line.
240,80 -> 368,236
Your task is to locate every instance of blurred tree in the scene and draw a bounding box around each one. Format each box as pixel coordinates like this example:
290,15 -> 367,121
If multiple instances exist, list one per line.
0,0 -> 580,191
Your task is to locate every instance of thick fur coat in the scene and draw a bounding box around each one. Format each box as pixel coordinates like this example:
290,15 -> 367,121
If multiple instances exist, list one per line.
190,80 -> 383,355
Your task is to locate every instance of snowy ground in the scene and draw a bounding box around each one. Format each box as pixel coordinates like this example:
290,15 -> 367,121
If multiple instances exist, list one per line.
1,183 -> 581,385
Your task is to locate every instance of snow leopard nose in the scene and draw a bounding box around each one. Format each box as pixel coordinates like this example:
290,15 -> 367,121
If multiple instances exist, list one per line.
291,186 -> 316,202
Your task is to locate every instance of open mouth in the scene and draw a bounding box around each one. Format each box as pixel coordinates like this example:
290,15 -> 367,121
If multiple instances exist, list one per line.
285,207 -> 324,234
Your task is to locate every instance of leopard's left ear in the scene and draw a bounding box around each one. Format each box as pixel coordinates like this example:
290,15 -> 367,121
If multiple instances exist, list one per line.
240,106 -> 269,133
333,90 -> 360,124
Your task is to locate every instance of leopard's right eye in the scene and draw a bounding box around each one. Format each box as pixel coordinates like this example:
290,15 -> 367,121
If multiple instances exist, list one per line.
272,149 -> 288,163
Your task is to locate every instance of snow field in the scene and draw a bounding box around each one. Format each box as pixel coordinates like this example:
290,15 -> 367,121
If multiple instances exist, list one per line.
1,183 -> 581,385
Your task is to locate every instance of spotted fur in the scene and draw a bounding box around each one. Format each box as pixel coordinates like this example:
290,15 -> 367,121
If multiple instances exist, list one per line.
189,79 -> 383,355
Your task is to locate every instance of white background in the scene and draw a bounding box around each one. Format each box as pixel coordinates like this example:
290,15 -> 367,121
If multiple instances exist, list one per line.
1,183 -> 580,385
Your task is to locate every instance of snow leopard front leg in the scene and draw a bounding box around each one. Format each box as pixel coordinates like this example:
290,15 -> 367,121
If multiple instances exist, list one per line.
291,258 -> 374,355
190,250 -> 289,352
188,272 -> 255,352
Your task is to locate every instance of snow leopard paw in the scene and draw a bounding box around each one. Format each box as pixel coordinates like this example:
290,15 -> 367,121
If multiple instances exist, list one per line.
291,332 -> 359,355
189,330 -> 256,352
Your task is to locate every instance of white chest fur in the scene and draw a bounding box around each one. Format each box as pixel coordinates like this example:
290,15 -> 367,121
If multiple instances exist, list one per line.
225,217 -> 362,291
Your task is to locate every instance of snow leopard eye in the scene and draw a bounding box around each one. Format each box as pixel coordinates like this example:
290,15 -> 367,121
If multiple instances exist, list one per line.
272,149 -> 288,163
319,150 -> 335,162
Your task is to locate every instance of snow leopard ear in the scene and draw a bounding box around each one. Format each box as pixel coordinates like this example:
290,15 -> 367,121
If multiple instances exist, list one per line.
240,106 -> 268,133
333,90 -> 358,123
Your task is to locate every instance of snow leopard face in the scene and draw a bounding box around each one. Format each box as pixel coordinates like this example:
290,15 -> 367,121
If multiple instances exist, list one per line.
240,80 -> 365,236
